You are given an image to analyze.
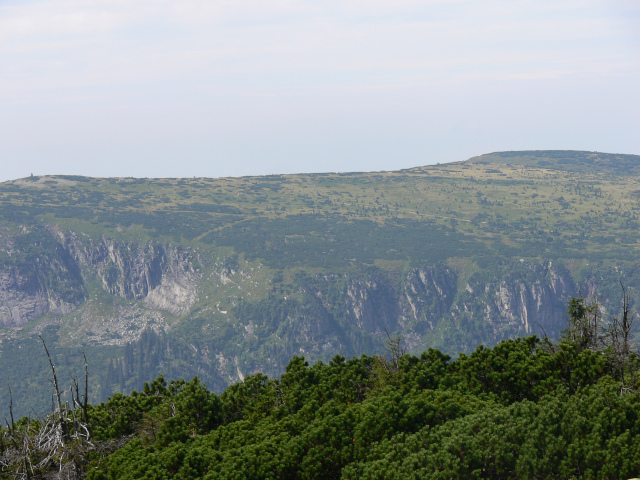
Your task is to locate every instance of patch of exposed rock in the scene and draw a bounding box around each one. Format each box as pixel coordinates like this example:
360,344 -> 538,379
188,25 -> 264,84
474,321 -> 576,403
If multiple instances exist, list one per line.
61,233 -> 201,316
0,228 -> 201,328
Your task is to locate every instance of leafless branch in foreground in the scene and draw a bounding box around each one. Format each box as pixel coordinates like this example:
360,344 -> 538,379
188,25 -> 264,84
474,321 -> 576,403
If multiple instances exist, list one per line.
0,343 -> 120,479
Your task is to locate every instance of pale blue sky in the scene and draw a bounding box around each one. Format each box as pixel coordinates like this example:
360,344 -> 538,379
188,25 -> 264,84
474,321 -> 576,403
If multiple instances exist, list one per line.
1,0 -> 639,180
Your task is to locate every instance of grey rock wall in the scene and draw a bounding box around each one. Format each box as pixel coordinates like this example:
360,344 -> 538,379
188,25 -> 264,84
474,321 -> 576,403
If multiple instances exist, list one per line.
285,261 -> 579,355
0,267 -> 77,327
450,261 -> 576,340
61,234 -> 200,316
0,229 -> 200,327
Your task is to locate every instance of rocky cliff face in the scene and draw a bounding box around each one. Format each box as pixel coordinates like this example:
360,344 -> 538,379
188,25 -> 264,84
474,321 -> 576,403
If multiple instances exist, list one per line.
0,227 -> 85,327
0,266 -> 81,327
450,261 -> 577,345
0,228 -> 200,327
400,265 -> 458,330
345,276 -> 398,333
0,225 -> 621,357
60,232 -> 200,316
0,224 -> 634,395
277,261 -> 579,355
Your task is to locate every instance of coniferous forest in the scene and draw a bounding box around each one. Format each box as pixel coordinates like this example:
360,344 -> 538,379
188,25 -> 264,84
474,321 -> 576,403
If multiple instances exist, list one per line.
1,296 -> 640,479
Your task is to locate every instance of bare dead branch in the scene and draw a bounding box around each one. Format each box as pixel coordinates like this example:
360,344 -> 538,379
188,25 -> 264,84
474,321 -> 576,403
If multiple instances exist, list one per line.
39,339 -> 63,414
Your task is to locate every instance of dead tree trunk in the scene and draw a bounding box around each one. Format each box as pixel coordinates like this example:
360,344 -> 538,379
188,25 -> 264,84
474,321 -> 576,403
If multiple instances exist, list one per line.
39,336 -> 67,442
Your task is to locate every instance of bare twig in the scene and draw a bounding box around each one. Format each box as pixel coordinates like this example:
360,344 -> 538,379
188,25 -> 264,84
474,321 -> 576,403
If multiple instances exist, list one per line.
1,347 -> 98,479
39,336 -> 65,441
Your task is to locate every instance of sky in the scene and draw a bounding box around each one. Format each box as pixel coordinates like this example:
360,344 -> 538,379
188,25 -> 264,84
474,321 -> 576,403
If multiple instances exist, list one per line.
1,0 -> 639,181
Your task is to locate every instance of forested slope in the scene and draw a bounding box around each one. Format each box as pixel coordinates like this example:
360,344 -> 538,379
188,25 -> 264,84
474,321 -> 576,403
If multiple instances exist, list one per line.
2,296 -> 640,479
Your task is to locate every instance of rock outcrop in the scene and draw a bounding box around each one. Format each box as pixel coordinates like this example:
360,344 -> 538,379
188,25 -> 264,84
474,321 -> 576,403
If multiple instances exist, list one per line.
0,225 -> 633,369
269,261 -> 579,355
400,265 -> 458,330
0,267 -> 80,327
452,260 -> 576,341
61,233 -> 200,316
0,227 -> 85,327
345,276 -> 398,333
0,228 -> 201,327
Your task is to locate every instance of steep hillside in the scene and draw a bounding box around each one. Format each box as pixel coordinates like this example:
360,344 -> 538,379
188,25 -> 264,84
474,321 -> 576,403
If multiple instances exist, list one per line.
1,150 -> 639,417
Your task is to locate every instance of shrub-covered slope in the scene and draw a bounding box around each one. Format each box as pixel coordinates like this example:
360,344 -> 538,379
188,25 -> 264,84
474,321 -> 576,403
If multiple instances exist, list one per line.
2,325 -> 639,479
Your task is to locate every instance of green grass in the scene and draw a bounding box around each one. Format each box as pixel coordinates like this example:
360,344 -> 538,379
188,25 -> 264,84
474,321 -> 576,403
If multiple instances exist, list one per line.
3,152 -> 640,262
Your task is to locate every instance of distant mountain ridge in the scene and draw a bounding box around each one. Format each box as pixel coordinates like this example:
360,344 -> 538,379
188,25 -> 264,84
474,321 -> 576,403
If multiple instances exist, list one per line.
1,149 -> 639,418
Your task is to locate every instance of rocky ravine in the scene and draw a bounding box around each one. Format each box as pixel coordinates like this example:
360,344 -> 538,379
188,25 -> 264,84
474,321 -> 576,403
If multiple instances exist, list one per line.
0,227 -> 200,332
0,226 -> 624,355
277,261 -> 580,357
0,225 -> 636,379
60,231 -> 200,316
